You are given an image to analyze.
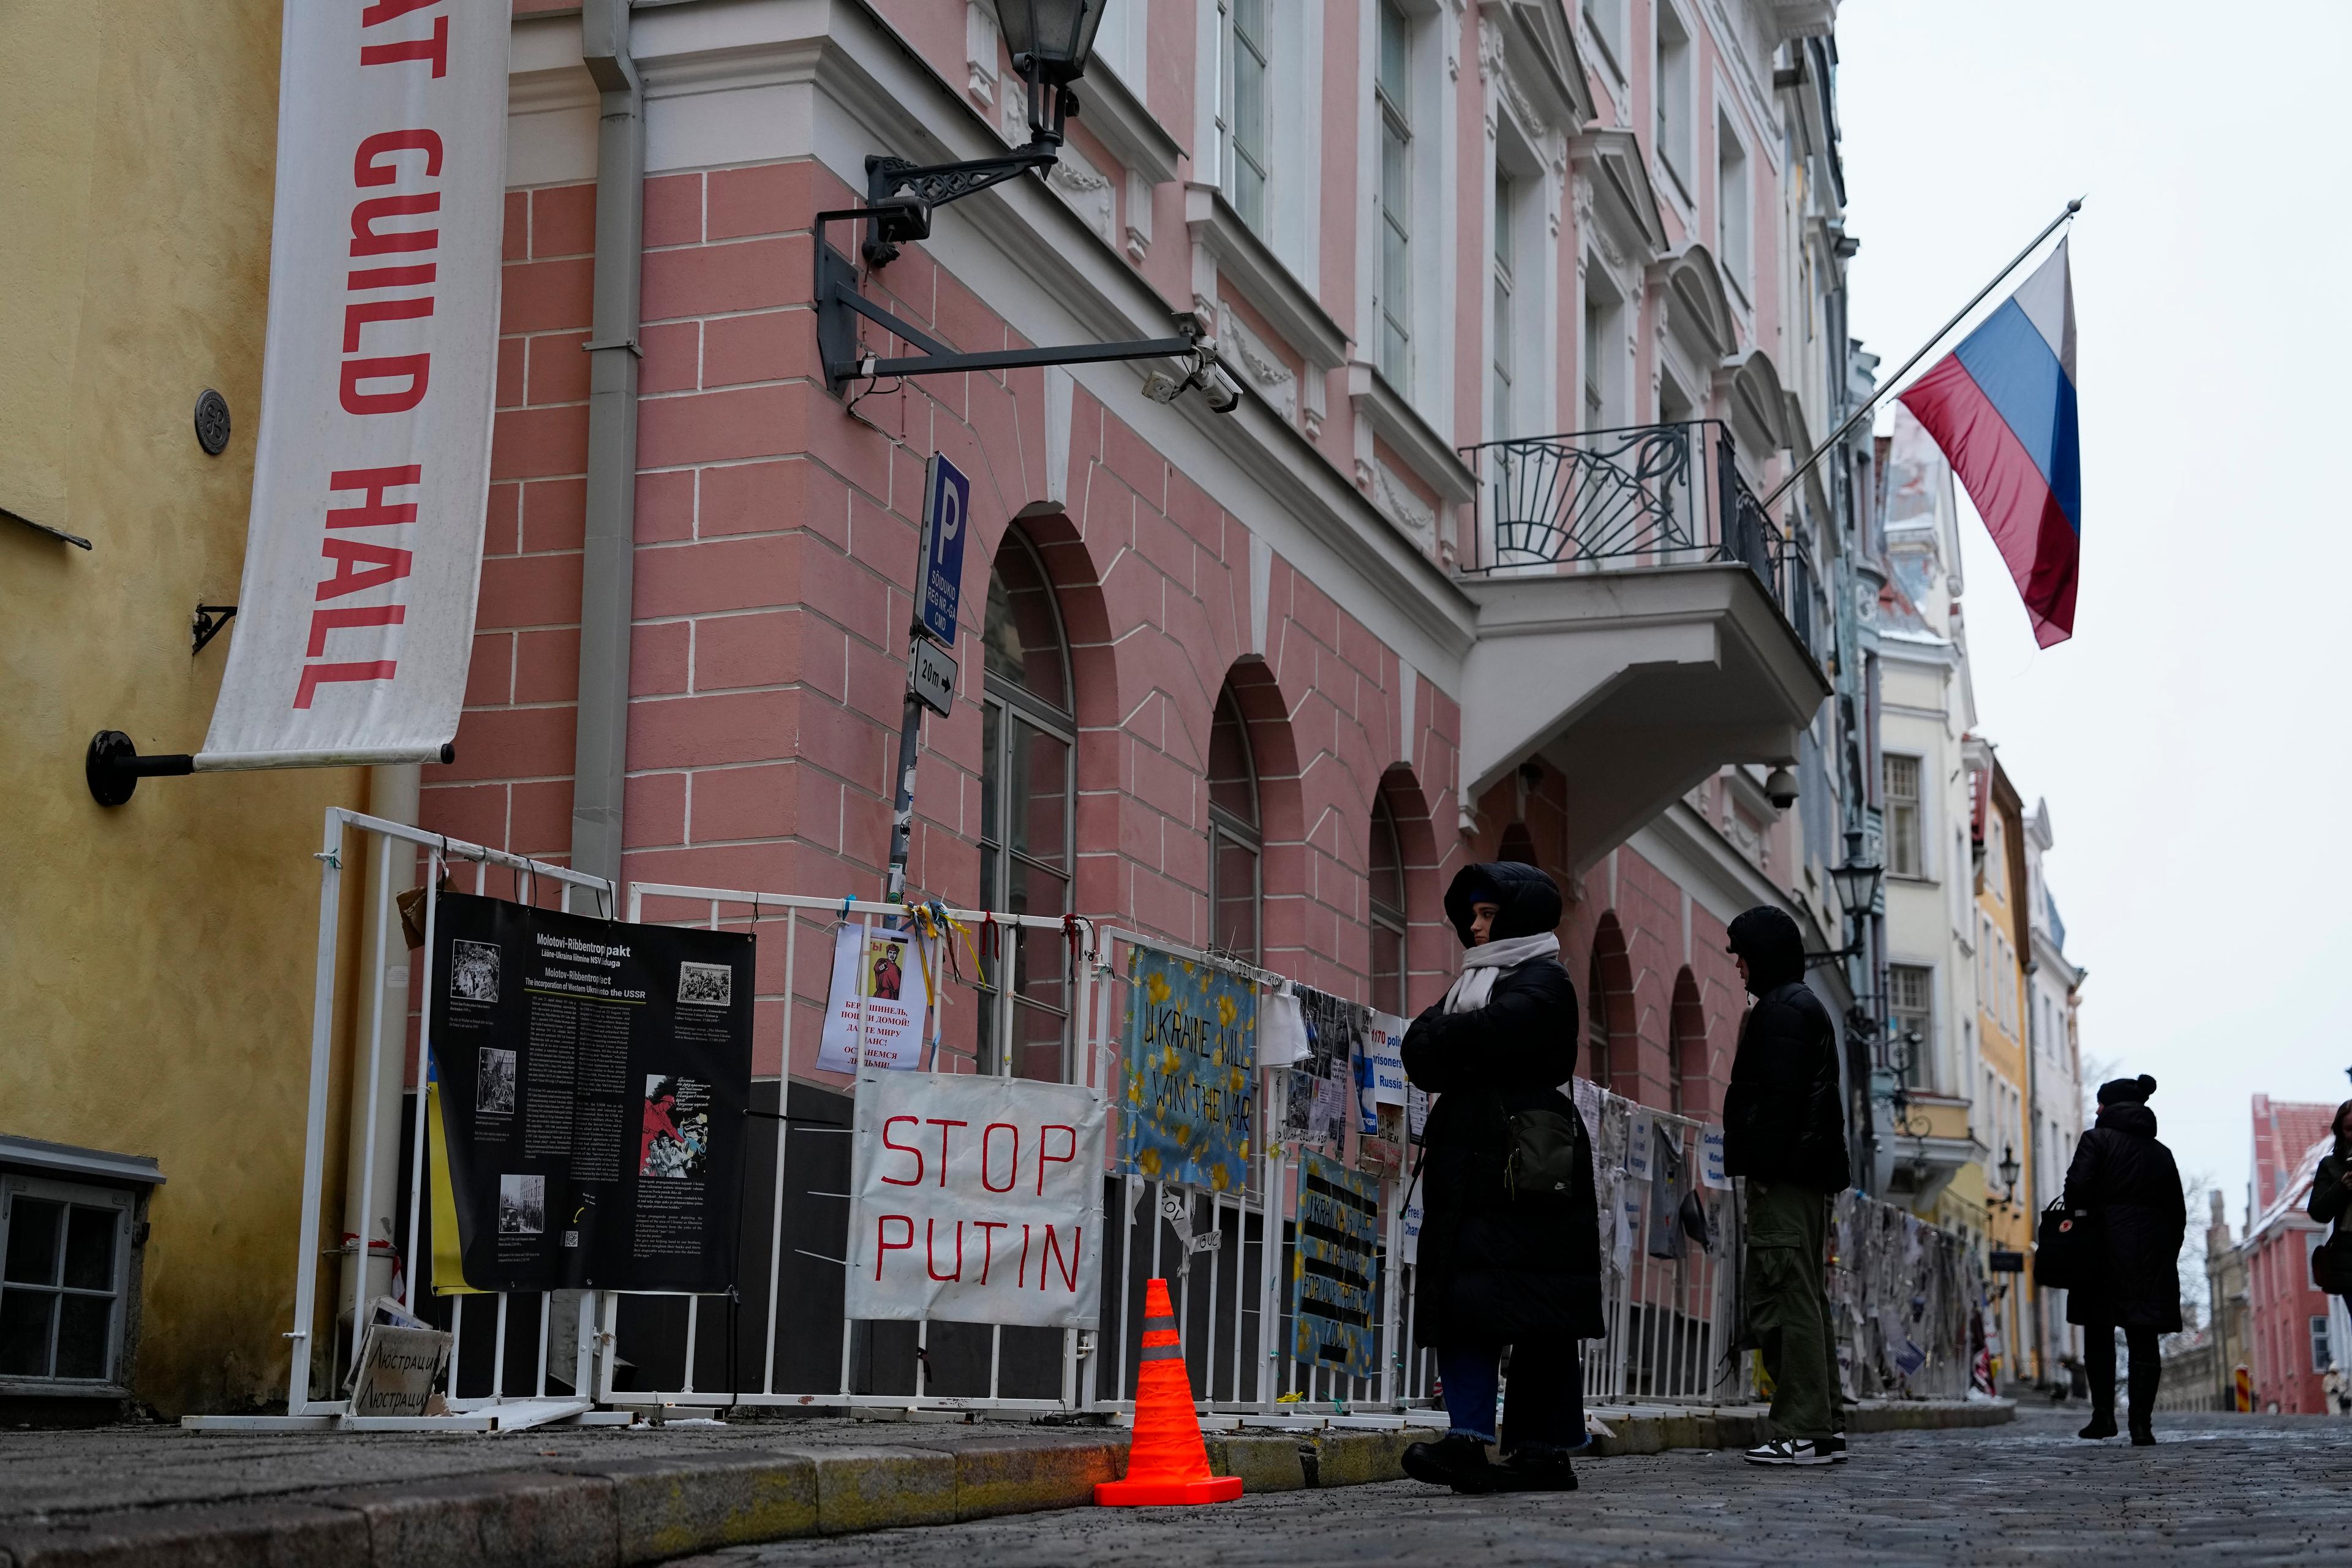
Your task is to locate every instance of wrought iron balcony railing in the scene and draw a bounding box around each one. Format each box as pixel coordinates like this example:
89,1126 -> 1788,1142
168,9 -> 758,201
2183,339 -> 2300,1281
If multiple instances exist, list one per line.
1460,419 -> 1816,651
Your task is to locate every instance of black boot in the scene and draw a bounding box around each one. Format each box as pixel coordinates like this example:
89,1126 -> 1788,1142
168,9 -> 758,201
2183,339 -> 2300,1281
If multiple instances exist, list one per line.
2128,1420 -> 2155,1446
1491,1447 -> 1578,1493
1401,1434 -> 1498,1494
2078,1411 -> 2117,1439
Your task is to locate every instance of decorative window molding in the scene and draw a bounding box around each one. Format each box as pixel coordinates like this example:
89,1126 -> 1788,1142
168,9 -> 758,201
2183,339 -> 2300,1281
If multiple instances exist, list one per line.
1218,303 -> 1300,425
1043,140 -> 1118,250
1349,363 -> 1477,524
1372,461 -> 1439,553
1185,184 -> 1351,375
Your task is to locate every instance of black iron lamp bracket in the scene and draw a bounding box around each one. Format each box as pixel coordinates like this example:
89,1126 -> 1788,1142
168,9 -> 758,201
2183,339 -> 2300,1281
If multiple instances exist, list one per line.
192,603 -> 238,655
860,148 -> 1059,269
815,211 -> 1218,397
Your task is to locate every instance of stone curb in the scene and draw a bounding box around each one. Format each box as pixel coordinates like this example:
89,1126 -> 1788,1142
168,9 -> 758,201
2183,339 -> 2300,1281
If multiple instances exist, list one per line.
0,1401 -> 2011,1567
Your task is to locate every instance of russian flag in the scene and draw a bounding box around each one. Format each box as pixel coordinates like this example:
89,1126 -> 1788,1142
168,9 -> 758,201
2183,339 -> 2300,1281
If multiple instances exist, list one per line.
1899,240 -> 2081,646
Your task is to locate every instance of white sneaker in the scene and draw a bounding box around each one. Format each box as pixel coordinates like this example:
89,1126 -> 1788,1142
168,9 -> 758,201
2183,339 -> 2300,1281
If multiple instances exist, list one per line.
1742,1438 -> 1836,1467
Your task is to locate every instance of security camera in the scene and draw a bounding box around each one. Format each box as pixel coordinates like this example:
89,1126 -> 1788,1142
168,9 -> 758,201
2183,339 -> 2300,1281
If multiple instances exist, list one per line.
1763,766 -> 1799,810
1199,364 -> 1243,415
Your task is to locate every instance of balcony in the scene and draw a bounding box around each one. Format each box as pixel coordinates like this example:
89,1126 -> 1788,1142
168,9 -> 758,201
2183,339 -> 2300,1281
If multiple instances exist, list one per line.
1454,420 -> 1831,872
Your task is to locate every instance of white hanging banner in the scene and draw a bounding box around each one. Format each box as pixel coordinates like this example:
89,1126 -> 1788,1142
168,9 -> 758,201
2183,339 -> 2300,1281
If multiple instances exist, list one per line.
844,1071 -> 1108,1329
195,1 -> 509,771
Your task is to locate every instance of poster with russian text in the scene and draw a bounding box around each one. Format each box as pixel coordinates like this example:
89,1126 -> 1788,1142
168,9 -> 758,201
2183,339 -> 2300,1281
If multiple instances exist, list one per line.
843,1071 -> 1107,1328
814,920 -> 935,1072
1122,948 -> 1256,1193
429,894 -> 752,1294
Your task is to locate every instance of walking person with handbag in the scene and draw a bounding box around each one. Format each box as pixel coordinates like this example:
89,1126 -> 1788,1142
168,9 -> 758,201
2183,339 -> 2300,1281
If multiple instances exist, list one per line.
2305,1100 -> 2352,1302
1398,862 -> 1604,1496
2063,1074 -> 2187,1444
1722,905 -> 1852,1468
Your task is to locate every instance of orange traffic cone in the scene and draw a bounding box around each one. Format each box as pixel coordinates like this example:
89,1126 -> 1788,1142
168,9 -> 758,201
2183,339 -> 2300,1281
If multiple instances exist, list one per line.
1095,1278 -> 1245,1506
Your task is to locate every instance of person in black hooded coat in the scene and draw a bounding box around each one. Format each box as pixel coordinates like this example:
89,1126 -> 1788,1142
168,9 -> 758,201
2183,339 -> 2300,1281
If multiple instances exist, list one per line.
2064,1073 -> 2186,1444
1397,862 -> 1602,1496
1722,905 -> 1850,1467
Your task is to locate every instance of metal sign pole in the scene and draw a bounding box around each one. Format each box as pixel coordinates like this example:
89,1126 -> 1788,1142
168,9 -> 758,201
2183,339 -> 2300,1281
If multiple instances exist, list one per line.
882,454 -> 970,904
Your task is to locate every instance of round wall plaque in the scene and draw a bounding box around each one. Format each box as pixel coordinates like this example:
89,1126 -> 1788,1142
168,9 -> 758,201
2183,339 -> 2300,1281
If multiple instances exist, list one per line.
194,389 -> 232,456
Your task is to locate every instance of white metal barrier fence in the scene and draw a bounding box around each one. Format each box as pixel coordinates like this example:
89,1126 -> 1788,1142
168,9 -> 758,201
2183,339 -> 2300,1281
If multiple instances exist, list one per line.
206,826 -> 1977,1431
187,809 -> 620,1431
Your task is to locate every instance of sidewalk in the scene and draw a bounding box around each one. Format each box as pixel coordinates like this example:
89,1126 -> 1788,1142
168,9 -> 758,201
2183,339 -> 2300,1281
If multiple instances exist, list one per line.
0,1399 -> 2010,1567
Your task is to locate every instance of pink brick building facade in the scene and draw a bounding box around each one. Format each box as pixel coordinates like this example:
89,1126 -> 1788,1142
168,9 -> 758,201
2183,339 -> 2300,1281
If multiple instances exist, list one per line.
440,0 -> 1858,1123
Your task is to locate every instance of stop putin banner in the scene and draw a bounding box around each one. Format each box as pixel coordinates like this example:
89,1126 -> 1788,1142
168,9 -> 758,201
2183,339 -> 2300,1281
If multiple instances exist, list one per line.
197,1 -> 507,770
844,1071 -> 1109,1329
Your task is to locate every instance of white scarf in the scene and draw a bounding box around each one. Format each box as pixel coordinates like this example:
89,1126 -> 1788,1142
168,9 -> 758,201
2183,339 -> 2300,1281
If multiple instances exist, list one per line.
1439,932 -> 1561,1014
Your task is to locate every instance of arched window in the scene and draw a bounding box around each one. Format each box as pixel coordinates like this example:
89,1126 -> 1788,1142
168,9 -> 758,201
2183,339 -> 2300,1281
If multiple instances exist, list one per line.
1368,792 -> 1407,1015
1585,950 -> 1612,1090
1670,968 -> 1706,1117
1496,821 -> 1538,865
1206,685 -> 1260,961
981,530 -> 1074,1082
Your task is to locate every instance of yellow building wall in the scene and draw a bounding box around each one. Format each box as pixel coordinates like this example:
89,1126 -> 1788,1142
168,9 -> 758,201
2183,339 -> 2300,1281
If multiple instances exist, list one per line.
1973,808 -> 2033,1378
0,2 -> 375,1415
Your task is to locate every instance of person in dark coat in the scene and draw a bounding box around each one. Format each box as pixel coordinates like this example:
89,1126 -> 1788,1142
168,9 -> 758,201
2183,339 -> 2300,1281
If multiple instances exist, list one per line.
2063,1074 -> 2187,1444
2302,1100 -> 2352,1289
1398,862 -> 1602,1496
1722,905 -> 1850,1467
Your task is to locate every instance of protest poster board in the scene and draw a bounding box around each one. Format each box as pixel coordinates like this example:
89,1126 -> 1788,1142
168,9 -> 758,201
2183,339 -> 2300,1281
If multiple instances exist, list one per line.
1365,1009 -> 1408,1147
1700,1124 -> 1730,1190
1291,1150 -> 1379,1378
1123,948 -> 1256,1193
1283,987 -> 1360,1148
429,892 -> 753,1294
814,920 -> 935,1072
1624,1106 -> 1655,1181
348,1325 -> 454,1419
844,1070 -> 1107,1328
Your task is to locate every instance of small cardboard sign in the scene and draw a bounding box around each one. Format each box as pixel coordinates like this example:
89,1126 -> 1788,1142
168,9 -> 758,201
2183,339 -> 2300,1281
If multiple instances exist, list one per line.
349,1325 -> 454,1418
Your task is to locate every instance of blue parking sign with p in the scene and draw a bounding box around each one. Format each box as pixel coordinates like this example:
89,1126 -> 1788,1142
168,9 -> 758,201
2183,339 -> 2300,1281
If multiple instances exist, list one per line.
917,454 -> 970,646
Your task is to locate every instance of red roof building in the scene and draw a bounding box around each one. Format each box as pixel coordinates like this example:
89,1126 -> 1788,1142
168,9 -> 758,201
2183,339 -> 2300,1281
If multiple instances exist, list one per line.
2253,1096 -> 2338,1212
2241,1125 -> 2335,1414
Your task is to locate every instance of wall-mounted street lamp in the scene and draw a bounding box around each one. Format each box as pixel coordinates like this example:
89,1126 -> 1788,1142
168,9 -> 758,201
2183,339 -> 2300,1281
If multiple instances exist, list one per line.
1989,1144 -> 2022,1214
818,1 -> 1242,410
1806,828 -> 1883,968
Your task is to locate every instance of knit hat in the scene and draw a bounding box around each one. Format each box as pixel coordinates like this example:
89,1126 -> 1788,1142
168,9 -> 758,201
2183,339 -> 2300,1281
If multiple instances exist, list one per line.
2095,1074 -> 2157,1107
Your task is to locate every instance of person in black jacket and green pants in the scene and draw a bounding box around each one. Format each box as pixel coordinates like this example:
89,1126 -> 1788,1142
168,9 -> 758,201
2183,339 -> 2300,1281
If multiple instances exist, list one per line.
1722,905 -> 1850,1467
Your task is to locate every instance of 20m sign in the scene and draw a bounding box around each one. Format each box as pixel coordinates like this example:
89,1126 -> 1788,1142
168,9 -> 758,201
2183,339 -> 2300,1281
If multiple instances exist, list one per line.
844,1071 -> 1108,1329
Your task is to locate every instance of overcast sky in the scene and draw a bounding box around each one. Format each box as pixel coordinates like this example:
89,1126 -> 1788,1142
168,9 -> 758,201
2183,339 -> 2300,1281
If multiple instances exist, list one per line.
1835,1 -> 2352,1231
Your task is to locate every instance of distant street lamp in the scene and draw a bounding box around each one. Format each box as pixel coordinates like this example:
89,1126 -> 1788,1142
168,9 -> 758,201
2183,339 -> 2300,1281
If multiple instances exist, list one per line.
1828,828 -> 1884,918
1989,1145 -> 2022,1214
1806,829 -> 1883,969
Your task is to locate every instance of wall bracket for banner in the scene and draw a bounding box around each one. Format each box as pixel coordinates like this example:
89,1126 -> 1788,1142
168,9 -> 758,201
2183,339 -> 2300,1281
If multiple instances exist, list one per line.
192,603 -> 238,655
84,731 -> 455,805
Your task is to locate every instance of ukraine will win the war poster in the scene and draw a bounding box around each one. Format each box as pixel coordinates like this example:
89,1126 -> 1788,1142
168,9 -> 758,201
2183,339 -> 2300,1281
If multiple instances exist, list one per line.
1122,949 -> 1256,1193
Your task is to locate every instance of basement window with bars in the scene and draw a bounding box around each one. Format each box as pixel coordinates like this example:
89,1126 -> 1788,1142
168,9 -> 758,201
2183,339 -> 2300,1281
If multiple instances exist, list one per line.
0,1175 -> 133,1389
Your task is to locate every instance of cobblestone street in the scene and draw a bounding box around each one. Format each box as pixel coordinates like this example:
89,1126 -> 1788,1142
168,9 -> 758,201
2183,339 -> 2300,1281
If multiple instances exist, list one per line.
691,1406 -> 2352,1567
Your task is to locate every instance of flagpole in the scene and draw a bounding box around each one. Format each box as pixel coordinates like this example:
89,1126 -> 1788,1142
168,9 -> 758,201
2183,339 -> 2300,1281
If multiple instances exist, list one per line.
1757,197 -> 2081,514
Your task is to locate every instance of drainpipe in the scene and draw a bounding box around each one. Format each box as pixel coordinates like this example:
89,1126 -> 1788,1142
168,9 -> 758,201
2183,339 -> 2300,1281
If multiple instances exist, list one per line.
572,0 -> 643,888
